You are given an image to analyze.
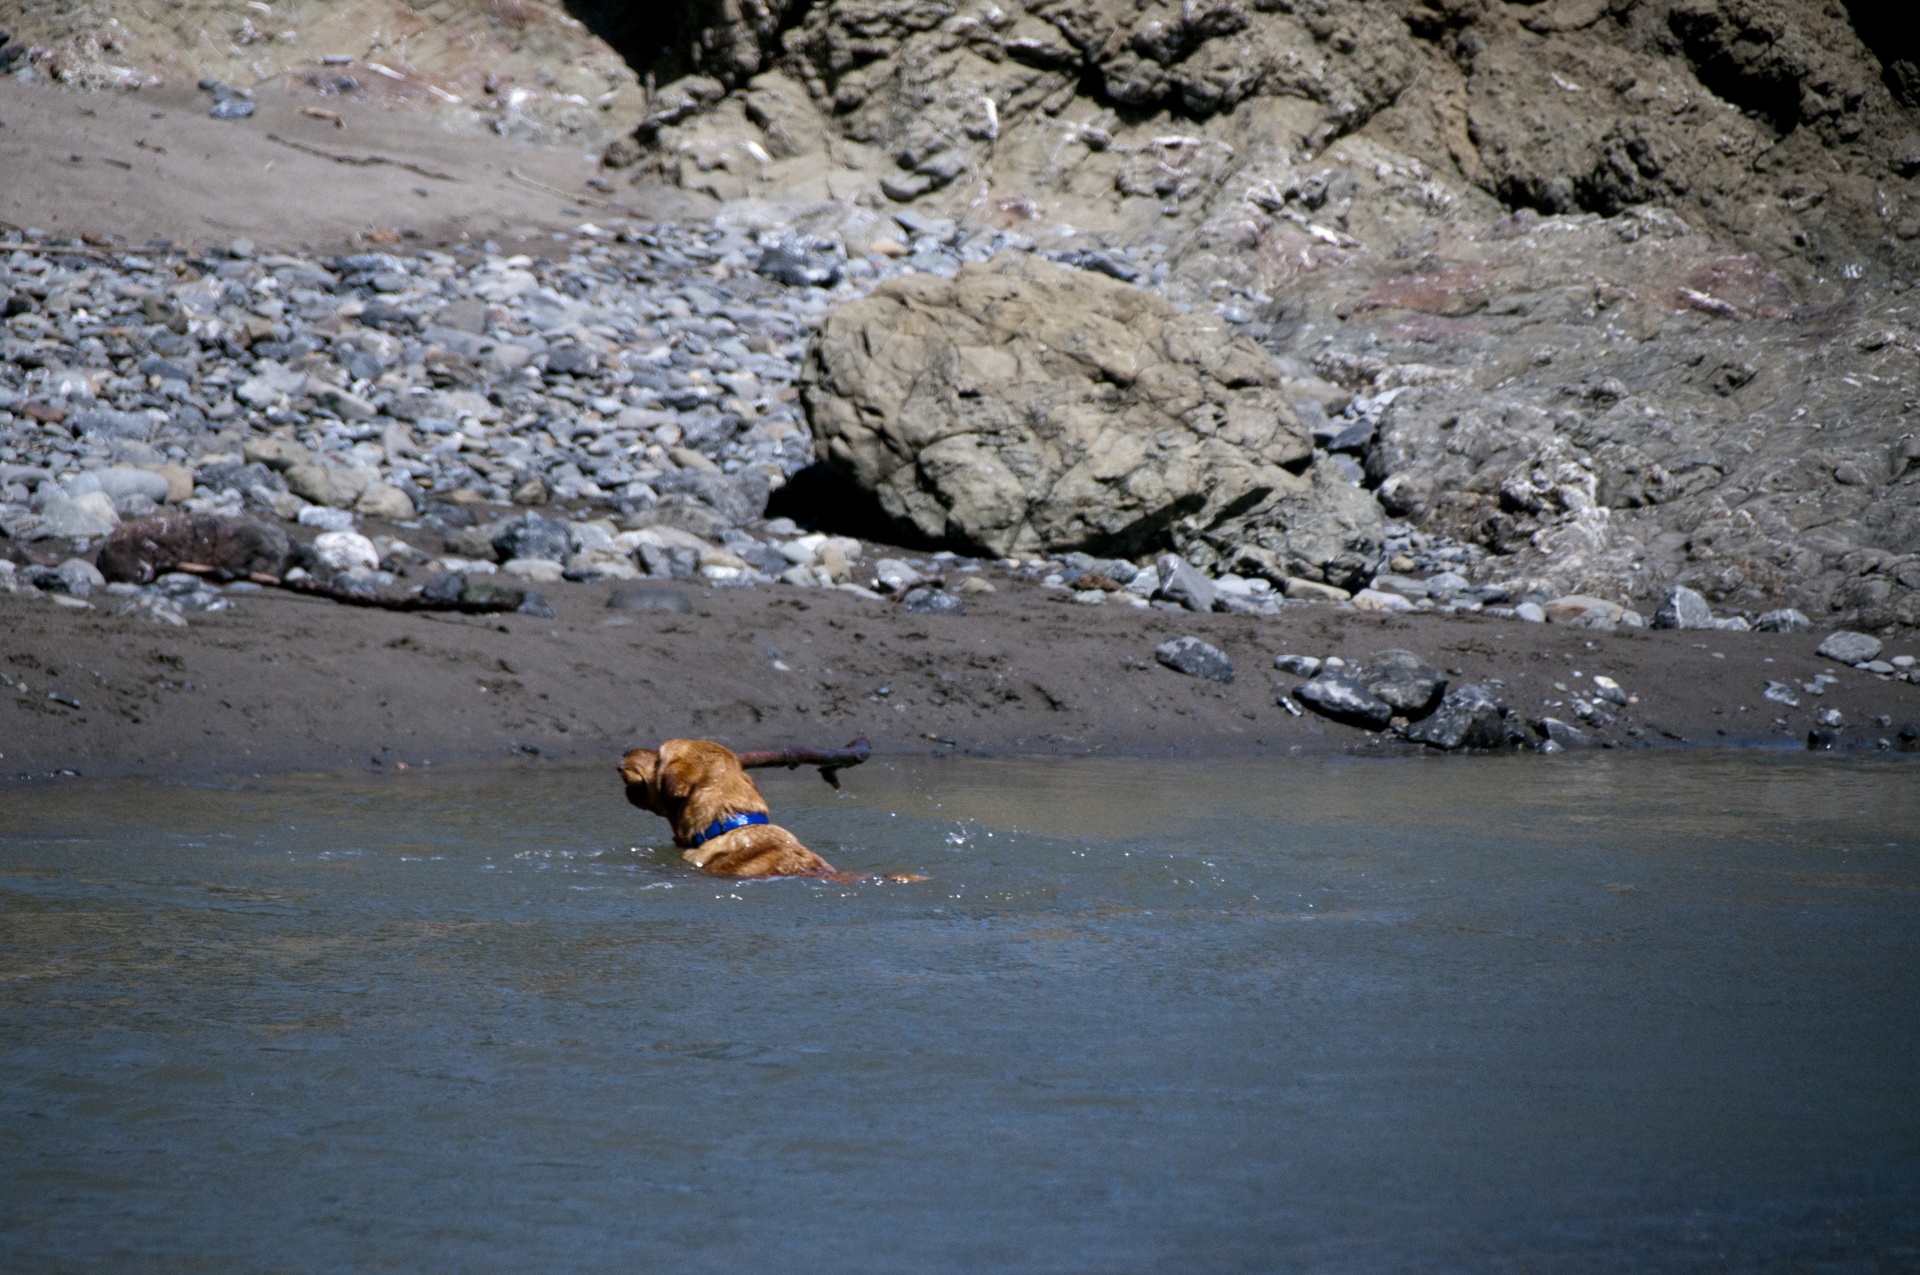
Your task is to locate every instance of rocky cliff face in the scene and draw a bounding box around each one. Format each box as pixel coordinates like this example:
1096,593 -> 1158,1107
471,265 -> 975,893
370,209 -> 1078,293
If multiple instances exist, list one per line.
621,0 -> 1920,629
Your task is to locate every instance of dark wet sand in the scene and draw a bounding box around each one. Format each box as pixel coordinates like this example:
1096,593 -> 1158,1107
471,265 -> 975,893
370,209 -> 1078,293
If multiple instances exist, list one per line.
4,569 -> 1917,781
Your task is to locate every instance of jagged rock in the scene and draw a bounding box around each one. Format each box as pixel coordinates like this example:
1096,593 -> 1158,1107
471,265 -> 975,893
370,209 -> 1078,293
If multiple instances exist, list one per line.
1357,649 -> 1448,718
1403,685 -> 1507,750
803,253 -> 1315,559
1293,670 -> 1392,729
1652,586 -> 1714,630
1154,554 -> 1218,613
1155,636 -> 1235,683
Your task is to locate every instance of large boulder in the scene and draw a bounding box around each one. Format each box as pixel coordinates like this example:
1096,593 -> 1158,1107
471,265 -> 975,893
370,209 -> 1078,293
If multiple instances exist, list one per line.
801,253 -> 1319,560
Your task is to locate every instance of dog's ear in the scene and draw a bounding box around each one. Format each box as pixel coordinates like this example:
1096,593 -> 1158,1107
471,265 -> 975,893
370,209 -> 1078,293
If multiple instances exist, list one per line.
619,748 -> 659,810
619,748 -> 657,787
654,741 -> 698,804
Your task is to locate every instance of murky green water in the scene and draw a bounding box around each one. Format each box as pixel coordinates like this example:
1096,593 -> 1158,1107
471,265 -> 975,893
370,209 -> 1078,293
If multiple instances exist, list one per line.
3,753 -> 1917,1272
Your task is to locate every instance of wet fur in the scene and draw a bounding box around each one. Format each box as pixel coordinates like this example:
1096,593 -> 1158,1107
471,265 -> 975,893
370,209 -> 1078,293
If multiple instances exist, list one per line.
621,739 -> 920,882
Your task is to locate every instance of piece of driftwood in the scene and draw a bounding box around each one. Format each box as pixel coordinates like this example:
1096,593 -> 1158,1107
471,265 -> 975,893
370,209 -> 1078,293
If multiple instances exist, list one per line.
263,133 -> 457,181
169,562 -> 518,614
734,738 -> 871,788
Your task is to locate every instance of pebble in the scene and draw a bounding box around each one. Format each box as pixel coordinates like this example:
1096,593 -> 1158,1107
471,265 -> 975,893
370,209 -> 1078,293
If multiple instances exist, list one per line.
902,586 -> 965,615
1155,635 -> 1234,683
1273,653 -> 1321,677
1762,681 -> 1801,708
1514,601 -> 1547,623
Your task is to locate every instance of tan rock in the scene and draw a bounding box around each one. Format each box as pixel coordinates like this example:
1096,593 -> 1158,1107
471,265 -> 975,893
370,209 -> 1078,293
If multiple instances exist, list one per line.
668,447 -> 721,473
803,253 -> 1327,561
286,463 -> 374,509
1284,578 -> 1352,603
1543,595 -> 1624,624
502,558 -> 564,583
511,474 -> 548,505
353,482 -> 416,520
143,463 -> 195,503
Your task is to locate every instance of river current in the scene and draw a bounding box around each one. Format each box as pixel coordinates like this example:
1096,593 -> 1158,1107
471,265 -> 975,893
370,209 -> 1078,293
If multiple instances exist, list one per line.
3,753 -> 1916,1271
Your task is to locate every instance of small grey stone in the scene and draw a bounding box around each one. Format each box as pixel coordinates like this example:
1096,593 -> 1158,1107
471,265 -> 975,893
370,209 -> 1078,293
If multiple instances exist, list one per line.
1816,630 -> 1882,664
419,572 -> 466,604
1515,601 -> 1546,623
1762,680 -> 1801,708
92,467 -> 170,505
1274,653 -> 1322,677
1403,684 -> 1507,750
545,345 -> 599,376
68,408 -> 155,440
874,558 -> 925,593
1155,635 -> 1234,682
1817,707 -> 1844,727
1531,717 -> 1591,749
515,590 -> 555,619
1652,585 -> 1713,629
902,586 -> 966,615
607,584 -> 693,613
55,558 -> 106,597
1294,670 -> 1392,729
209,97 -> 255,119
756,237 -> 843,289
493,512 -> 575,563
1758,606 -> 1812,629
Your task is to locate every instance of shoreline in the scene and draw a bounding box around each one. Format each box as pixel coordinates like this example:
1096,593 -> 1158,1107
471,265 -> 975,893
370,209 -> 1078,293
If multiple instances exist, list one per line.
5,567 -> 1917,786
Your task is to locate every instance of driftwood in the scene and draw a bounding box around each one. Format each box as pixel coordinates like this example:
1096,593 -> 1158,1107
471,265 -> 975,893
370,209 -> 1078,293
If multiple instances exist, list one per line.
263,133 -> 458,181
169,562 -> 519,614
734,738 -> 871,788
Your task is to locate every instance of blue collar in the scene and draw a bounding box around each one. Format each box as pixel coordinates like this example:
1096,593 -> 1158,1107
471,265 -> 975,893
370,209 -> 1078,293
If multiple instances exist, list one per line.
689,811 -> 769,848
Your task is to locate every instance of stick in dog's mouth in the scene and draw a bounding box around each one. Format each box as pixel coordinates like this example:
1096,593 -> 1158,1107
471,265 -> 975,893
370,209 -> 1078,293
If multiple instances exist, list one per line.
731,737 -> 870,788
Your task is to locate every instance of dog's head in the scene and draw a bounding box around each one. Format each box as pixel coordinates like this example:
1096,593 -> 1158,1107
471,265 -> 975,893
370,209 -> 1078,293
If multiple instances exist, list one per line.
620,739 -> 759,819
619,747 -> 664,813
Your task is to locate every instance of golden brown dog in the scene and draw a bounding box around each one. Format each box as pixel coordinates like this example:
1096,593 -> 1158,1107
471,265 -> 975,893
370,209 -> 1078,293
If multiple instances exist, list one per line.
620,738 -> 920,881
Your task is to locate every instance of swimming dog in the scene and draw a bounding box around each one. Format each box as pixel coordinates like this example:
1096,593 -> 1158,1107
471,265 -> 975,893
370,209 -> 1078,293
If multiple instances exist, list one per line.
620,738 -> 919,881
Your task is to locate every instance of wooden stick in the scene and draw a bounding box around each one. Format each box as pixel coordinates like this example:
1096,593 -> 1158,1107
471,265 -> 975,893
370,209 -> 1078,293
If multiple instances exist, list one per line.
263,133 -> 458,181
734,738 -> 871,788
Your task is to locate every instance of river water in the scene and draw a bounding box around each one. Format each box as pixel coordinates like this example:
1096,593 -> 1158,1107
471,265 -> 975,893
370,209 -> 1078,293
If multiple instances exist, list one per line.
3,753 -> 1917,1272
